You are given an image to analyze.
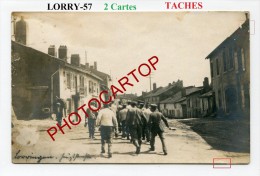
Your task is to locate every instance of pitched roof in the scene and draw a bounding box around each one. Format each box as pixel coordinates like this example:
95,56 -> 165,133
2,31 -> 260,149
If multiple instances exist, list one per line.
145,82 -> 182,98
200,90 -> 214,98
89,68 -> 111,82
205,19 -> 249,59
160,87 -> 202,104
160,91 -> 182,103
186,87 -> 202,96
12,40 -> 103,81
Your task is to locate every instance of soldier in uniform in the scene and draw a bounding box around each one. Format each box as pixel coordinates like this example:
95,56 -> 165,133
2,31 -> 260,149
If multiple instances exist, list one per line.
54,96 -> 66,126
126,101 -> 146,154
96,104 -> 118,158
148,104 -> 170,155
143,103 -> 152,142
137,101 -> 147,141
86,102 -> 98,139
126,100 -> 132,109
118,104 -> 128,138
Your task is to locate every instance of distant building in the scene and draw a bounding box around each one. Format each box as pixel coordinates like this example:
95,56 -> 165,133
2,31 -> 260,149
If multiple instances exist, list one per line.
144,80 -> 183,109
205,17 -> 250,118
115,93 -> 138,104
160,86 -> 202,118
186,87 -> 203,118
200,90 -> 215,117
160,77 -> 215,118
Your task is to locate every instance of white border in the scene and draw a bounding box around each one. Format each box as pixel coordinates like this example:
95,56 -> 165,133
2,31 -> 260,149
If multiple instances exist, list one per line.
0,0 -> 259,176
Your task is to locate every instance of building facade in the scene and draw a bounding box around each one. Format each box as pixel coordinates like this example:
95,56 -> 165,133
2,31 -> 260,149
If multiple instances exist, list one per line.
12,41 -> 103,120
206,18 -> 250,118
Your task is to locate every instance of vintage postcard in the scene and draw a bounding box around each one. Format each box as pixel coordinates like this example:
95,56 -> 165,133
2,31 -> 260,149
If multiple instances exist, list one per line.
11,12 -> 250,164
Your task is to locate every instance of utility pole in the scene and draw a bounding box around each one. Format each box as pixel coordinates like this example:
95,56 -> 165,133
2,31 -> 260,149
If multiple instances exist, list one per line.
85,51 -> 87,63
148,72 -> 154,91
149,74 -> 152,91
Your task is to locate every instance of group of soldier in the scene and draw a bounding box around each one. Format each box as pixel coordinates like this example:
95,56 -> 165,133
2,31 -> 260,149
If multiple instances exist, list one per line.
54,96 -> 170,158
87,100 -> 170,158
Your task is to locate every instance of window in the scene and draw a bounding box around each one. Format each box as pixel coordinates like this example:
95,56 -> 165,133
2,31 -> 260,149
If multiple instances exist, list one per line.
216,58 -> 220,75
84,78 -> 88,96
66,72 -> 71,89
79,76 -> 84,94
93,83 -> 97,94
229,47 -> 234,69
80,76 -> 84,88
234,50 -> 239,73
72,74 -> 76,89
223,50 -> 227,72
218,89 -> 222,107
89,81 -> 93,93
210,61 -> 214,78
241,48 -> 246,71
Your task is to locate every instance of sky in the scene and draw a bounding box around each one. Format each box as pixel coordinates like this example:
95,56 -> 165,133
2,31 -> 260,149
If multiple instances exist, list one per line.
13,12 -> 246,96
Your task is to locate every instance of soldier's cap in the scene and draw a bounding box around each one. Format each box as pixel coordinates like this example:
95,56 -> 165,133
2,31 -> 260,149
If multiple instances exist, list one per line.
150,104 -> 157,108
139,102 -> 144,106
122,104 -> 127,108
131,101 -> 137,105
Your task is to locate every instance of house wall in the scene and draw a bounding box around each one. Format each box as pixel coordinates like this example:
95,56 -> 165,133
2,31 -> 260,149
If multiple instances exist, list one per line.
209,22 -> 250,117
59,67 -> 101,120
200,96 -> 215,117
160,103 -> 183,118
12,41 -> 62,119
186,93 -> 201,118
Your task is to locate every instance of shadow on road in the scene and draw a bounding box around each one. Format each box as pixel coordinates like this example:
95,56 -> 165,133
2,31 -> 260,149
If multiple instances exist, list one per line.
179,118 -> 250,153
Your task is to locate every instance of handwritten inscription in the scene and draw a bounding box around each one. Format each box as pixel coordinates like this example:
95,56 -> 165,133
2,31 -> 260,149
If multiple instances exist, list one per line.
14,150 -> 54,163
14,150 -> 93,163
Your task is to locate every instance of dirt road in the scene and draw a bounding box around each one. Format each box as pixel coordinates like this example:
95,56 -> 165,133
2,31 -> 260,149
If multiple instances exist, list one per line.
12,119 -> 249,164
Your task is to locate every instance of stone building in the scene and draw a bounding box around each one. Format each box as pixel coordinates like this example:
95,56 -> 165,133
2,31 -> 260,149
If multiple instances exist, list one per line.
12,41 -> 103,120
205,18 -> 250,118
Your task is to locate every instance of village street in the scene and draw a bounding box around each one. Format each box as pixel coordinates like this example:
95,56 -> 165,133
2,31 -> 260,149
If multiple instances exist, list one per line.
12,118 -> 249,164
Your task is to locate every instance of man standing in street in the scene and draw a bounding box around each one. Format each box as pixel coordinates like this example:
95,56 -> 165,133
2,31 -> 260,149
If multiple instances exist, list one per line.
143,103 -> 152,143
86,102 -> 98,139
53,96 -> 66,126
137,102 -> 148,141
96,104 -> 118,158
126,101 -> 145,154
118,104 -> 128,138
148,104 -> 170,155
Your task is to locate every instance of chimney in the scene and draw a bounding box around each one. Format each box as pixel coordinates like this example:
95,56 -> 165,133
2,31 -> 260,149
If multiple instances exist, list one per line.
168,83 -> 171,87
203,77 -> 210,91
71,54 -> 80,66
85,62 -> 89,69
15,16 -> 27,45
245,12 -> 249,20
153,83 -> 157,91
58,45 -> 67,61
94,61 -> 97,70
90,65 -> 94,69
48,45 -> 55,56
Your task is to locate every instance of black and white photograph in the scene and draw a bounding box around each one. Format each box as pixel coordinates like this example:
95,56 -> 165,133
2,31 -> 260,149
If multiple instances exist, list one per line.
11,12 -> 250,164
